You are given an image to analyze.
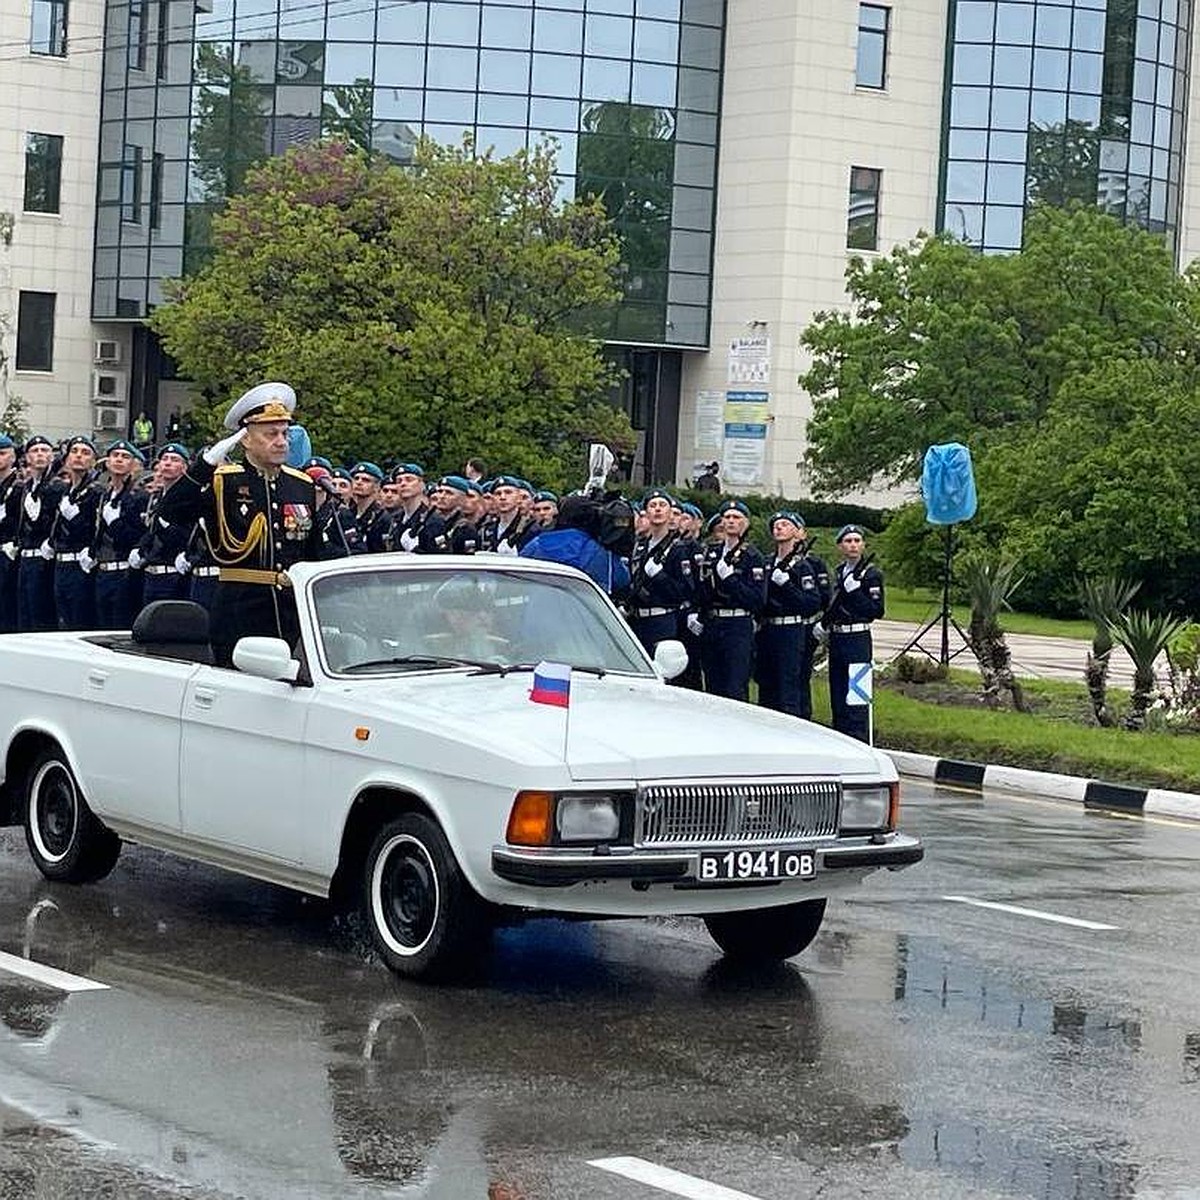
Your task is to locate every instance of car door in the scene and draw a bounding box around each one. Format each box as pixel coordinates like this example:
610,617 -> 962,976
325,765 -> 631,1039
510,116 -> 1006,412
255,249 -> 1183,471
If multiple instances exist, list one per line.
178,666 -> 313,866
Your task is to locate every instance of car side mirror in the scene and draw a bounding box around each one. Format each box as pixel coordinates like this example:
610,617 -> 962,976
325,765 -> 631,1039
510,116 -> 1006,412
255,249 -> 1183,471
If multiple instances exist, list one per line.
232,636 -> 301,682
652,639 -> 689,681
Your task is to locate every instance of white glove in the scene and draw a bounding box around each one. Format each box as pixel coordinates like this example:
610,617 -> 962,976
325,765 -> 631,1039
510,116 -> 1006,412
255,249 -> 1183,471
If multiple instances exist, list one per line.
79,549 -> 95,574
38,540 -> 54,561
686,613 -> 704,637
202,427 -> 247,466
59,496 -> 80,521
102,501 -> 121,525
128,548 -> 144,569
399,528 -> 419,551
174,552 -> 192,574
715,556 -> 734,580
643,557 -> 663,578
771,567 -> 789,586
1,542 -> 16,561
496,541 -> 519,556
23,493 -> 40,521
843,574 -> 862,593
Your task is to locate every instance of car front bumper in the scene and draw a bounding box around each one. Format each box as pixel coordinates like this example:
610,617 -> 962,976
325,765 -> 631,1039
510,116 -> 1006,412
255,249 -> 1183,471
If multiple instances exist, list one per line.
490,832 -> 923,889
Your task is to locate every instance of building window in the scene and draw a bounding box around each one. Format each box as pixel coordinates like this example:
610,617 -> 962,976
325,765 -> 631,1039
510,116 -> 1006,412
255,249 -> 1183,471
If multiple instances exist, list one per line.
128,0 -> 147,70
856,4 -> 889,90
121,144 -> 143,222
155,0 -> 168,78
16,292 -> 56,372
29,0 -> 67,55
150,152 -> 164,229
23,133 -> 64,214
848,166 -> 882,250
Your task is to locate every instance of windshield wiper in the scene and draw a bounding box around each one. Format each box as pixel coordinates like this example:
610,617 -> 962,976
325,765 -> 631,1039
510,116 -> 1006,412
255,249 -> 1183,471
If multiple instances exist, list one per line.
484,662 -> 609,678
341,655 -> 508,675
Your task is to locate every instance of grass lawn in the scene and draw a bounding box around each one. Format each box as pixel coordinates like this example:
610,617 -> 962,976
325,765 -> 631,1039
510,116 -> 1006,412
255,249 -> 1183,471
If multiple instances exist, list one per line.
804,669 -> 1200,792
884,585 -> 1095,641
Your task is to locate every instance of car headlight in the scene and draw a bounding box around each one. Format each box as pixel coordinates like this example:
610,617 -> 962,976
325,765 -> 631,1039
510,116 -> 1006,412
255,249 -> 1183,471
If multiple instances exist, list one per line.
556,794 -> 621,843
840,783 -> 899,833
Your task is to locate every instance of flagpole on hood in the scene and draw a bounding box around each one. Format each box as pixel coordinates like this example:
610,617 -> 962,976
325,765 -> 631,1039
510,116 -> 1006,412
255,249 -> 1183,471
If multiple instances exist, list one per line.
530,661 -> 573,762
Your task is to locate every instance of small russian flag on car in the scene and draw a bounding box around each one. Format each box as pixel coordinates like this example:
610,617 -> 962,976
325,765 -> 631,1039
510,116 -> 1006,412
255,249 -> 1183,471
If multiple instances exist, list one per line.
530,661 -> 572,708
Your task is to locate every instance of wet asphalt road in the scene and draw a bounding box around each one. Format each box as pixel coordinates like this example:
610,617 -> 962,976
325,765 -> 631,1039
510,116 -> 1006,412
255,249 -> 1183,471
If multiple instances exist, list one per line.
1,782 -> 1199,1200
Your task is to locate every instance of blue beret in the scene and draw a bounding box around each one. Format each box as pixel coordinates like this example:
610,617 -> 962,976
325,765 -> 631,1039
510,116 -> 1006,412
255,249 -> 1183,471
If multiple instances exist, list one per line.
158,442 -> 190,461
533,490 -> 559,504
306,455 -> 332,471
680,502 -> 701,518
836,524 -> 865,543
24,435 -> 52,452
491,474 -> 523,490
331,467 -> 352,481
105,438 -> 146,464
516,479 -> 535,495
643,488 -> 674,505
437,475 -> 470,494
0,434 -> 14,451
67,435 -> 97,454
392,462 -> 424,478
770,510 -> 806,530
465,481 -> 484,496
717,499 -> 750,517
350,461 -> 384,481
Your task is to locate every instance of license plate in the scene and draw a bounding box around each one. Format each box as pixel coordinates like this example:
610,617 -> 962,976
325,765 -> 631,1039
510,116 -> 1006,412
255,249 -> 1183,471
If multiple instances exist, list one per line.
697,847 -> 816,883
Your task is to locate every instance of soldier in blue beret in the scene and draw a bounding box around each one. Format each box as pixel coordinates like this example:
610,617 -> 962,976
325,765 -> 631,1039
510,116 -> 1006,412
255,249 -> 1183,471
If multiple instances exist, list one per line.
50,435 -> 105,629
531,490 -> 559,530
14,435 -> 61,631
91,439 -> 149,629
385,462 -> 446,553
343,462 -> 389,554
825,523 -> 884,742
428,476 -> 480,554
626,488 -> 695,665
0,433 -> 19,631
478,475 -> 535,554
131,442 -> 195,607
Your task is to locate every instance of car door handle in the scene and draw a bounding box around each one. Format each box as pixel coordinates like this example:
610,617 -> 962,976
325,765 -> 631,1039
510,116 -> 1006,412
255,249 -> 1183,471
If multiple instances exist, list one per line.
87,669 -> 108,689
193,687 -> 216,709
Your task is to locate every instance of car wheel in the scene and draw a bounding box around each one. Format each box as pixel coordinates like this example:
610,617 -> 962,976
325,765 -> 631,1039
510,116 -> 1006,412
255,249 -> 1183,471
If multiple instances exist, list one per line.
24,749 -> 121,884
703,898 -> 827,963
363,813 -> 488,981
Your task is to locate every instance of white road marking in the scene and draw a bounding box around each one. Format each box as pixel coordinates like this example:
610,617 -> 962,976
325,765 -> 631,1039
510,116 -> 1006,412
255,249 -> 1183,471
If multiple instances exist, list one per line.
0,950 -> 109,992
943,895 -> 1117,931
588,1156 -> 763,1200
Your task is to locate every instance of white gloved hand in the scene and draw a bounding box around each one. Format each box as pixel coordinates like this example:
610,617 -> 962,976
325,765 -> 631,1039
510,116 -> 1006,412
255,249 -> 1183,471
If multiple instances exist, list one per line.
174,552 -> 192,574
843,574 -> 862,593
399,528 -> 419,552
771,567 -> 789,586
202,427 -> 247,466
38,540 -> 54,561
128,548 -> 145,569
23,493 -> 40,521
686,613 -> 704,637
496,541 -> 519,556
102,500 -> 121,524
715,556 -> 734,580
59,496 -> 80,521
643,557 -> 663,579
1,542 -> 16,561
79,549 -> 95,574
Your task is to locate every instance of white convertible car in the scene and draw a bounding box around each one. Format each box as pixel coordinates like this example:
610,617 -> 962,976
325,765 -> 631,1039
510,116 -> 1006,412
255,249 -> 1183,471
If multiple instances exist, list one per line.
0,555 -> 922,980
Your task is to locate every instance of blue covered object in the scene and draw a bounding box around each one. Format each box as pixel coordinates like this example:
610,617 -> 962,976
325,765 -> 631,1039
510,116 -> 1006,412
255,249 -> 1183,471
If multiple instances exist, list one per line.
286,424 -> 313,469
921,442 -> 977,525
520,529 -> 630,595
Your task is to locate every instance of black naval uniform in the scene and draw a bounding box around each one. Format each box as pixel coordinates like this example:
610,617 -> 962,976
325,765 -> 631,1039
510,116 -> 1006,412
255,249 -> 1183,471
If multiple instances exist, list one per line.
387,503 -> 446,554
316,497 -> 356,559
478,514 -> 535,555
343,501 -> 390,554
51,473 -> 102,630
15,471 -> 62,632
826,558 -> 885,742
157,456 -> 326,665
674,533 -> 706,689
755,546 -> 825,718
137,482 -> 195,605
0,470 -> 19,633
433,513 -> 479,555
626,531 -> 694,658
696,538 -> 767,701
92,478 -> 147,629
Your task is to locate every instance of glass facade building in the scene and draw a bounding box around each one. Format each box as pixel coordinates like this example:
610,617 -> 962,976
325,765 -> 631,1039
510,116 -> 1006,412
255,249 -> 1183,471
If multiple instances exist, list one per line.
941,0 -> 1192,254
95,0 -> 725,349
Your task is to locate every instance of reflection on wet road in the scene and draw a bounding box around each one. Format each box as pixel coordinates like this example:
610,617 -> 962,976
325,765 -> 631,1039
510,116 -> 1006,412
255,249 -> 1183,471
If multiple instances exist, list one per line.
2,782 -> 1200,1199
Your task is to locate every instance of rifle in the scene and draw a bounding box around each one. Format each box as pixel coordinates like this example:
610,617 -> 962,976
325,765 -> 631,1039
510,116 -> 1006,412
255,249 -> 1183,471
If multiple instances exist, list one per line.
824,553 -> 876,623
631,529 -> 680,591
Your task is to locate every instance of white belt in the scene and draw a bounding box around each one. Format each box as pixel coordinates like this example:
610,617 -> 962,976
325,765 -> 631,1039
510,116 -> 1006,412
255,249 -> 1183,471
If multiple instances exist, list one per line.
711,608 -> 750,618
764,614 -> 819,626
20,549 -> 44,559
55,551 -> 85,562
192,566 -> 220,577
633,606 -> 676,617
832,622 -> 871,633
144,564 -> 175,575
98,561 -> 129,572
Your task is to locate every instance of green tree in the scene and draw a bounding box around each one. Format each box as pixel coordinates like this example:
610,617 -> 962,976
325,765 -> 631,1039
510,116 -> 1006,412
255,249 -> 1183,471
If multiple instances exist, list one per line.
149,137 -> 632,486
321,79 -> 374,155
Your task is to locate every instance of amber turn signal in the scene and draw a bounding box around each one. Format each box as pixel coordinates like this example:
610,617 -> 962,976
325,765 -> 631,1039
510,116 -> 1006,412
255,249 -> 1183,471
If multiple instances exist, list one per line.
507,791 -> 554,846
888,781 -> 901,830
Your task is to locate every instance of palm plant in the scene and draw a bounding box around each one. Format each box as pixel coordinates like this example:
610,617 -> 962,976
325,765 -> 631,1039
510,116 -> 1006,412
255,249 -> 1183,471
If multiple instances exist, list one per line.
1107,609 -> 1189,730
962,554 -> 1030,713
1078,575 -> 1141,727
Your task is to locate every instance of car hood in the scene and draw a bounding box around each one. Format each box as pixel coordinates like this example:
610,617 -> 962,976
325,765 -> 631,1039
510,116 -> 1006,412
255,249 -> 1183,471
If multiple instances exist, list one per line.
352,672 -> 894,782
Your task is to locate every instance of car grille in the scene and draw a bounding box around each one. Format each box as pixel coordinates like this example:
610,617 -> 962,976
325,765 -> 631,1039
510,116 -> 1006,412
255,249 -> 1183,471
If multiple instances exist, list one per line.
635,781 -> 842,847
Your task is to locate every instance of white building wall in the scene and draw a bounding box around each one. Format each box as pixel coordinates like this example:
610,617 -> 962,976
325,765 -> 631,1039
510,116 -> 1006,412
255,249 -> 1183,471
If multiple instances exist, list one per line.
677,0 -> 947,502
0,0 -> 115,440
1178,9 -> 1200,269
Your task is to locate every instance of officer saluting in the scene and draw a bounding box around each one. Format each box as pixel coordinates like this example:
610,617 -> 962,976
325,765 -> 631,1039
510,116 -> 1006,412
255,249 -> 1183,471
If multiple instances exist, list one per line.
825,524 -> 884,742
155,382 -> 329,665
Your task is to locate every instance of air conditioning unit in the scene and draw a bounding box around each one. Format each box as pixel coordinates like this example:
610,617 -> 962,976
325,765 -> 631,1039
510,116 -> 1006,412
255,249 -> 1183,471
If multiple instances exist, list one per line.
94,339 -> 121,364
94,406 -> 127,432
92,370 -> 127,403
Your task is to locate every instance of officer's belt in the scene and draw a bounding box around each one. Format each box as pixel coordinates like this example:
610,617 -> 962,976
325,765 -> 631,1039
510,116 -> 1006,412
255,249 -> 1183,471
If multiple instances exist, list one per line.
145,564 -> 176,575
55,551 -> 86,562
220,567 -> 292,588
831,622 -> 871,633
98,561 -> 129,572
632,606 -> 677,617
19,548 -> 44,559
192,565 -> 220,577
764,614 -> 821,626
710,607 -> 751,619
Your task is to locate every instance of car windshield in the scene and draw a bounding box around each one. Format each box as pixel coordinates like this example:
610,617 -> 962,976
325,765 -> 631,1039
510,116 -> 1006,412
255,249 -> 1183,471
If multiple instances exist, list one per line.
309,566 -> 654,678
